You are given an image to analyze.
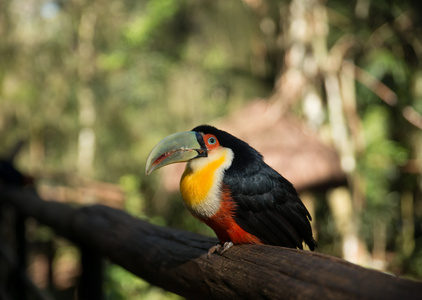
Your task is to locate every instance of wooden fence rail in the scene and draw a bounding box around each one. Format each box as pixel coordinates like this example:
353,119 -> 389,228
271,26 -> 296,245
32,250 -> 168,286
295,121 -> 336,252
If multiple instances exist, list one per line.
1,186 -> 422,300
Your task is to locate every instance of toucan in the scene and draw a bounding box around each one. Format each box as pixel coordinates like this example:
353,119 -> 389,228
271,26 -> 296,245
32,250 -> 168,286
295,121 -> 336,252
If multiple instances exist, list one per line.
146,125 -> 316,255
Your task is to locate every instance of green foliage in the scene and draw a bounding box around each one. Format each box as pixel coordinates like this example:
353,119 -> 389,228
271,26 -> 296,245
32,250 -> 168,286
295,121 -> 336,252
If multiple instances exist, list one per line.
124,0 -> 180,48
321,0 -> 422,269
120,174 -> 145,218
1,0 -> 422,297
361,106 -> 408,204
364,49 -> 409,87
357,95 -> 412,253
407,245 -> 422,279
104,264 -> 182,300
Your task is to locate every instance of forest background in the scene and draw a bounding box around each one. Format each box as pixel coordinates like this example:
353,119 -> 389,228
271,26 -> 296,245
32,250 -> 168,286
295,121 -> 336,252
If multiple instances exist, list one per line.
1,0 -> 421,299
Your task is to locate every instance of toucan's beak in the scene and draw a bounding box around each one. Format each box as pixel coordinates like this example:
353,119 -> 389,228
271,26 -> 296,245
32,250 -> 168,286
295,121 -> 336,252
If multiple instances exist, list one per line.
145,131 -> 207,175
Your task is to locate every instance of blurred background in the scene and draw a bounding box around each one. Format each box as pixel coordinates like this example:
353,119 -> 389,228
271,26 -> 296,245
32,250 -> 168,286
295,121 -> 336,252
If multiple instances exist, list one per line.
1,0 -> 422,299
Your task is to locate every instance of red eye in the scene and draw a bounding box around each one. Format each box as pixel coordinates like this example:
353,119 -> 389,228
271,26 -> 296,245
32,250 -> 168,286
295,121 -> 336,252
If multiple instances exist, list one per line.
203,134 -> 219,149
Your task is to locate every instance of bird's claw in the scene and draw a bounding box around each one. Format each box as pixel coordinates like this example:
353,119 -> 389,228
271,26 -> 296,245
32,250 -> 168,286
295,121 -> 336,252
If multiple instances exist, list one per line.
207,241 -> 233,258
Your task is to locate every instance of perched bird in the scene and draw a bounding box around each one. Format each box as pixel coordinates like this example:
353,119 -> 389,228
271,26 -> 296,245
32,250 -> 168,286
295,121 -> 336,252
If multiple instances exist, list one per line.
146,125 -> 316,255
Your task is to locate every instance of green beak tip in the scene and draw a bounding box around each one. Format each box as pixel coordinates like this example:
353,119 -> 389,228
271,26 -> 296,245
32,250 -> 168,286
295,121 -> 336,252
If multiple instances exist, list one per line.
145,131 -> 206,175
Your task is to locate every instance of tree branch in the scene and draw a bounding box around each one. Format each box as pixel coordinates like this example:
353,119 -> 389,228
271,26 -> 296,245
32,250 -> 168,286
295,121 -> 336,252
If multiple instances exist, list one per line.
1,187 -> 421,300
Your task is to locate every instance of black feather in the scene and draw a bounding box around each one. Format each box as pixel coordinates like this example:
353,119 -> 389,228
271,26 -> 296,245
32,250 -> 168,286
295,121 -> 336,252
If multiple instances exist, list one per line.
192,125 -> 317,251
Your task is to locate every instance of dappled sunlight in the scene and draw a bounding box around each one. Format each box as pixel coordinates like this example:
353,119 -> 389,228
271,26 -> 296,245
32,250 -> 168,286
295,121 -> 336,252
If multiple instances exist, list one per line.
1,0 -> 421,298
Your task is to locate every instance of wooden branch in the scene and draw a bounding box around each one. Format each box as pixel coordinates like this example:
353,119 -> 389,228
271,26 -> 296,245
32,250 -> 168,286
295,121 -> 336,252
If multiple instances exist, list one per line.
344,60 -> 398,106
403,106 -> 422,130
1,187 -> 422,300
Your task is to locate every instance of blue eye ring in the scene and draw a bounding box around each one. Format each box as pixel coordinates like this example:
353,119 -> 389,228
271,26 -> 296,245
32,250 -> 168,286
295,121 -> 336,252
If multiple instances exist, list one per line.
208,137 -> 217,145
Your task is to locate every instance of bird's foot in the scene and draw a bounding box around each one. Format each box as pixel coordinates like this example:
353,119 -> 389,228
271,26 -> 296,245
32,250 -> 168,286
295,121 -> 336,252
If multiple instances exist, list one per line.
207,241 -> 233,258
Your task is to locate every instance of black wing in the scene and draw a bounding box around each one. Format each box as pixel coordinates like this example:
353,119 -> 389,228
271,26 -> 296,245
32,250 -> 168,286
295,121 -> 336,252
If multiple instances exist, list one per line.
224,160 -> 316,250
191,124 -> 316,249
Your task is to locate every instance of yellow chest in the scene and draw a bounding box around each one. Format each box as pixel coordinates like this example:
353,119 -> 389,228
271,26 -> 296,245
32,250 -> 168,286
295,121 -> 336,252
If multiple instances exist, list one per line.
180,149 -> 232,218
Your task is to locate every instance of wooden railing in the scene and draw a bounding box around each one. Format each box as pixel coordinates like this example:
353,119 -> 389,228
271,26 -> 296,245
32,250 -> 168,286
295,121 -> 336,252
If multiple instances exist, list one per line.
1,185 -> 422,300
1,142 -> 421,299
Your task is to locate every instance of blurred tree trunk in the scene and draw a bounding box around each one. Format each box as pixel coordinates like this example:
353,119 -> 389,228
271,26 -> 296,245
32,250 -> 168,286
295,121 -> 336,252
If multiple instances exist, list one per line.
270,0 -> 372,264
76,7 -> 97,177
328,187 -> 369,265
401,192 -> 415,257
